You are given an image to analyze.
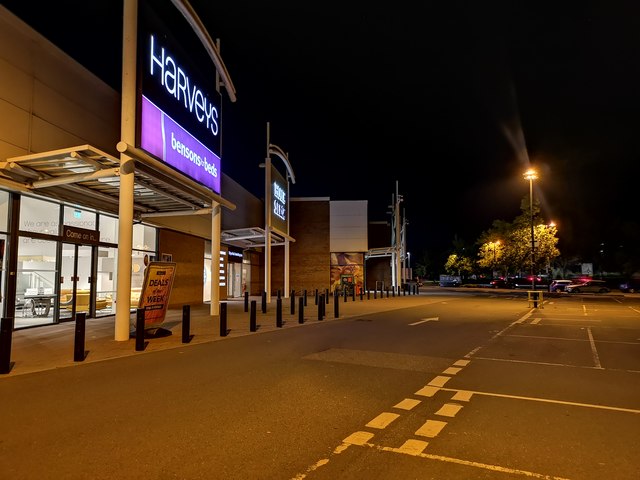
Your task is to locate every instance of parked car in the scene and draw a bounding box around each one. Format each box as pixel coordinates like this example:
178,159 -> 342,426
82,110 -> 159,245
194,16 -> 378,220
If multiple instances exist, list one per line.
507,276 -> 548,289
489,278 -> 508,288
566,279 -> 610,294
619,279 -> 640,293
549,279 -> 573,292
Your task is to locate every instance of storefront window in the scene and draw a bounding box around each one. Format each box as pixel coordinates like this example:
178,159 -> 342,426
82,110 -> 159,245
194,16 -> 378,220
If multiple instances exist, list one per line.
133,223 -> 156,251
96,246 -> 117,316
63,205 -> 96,230
19,196 -> 60,234
15,237 -> 57,328
99,214 -> 118,244
0,190 -> 9,232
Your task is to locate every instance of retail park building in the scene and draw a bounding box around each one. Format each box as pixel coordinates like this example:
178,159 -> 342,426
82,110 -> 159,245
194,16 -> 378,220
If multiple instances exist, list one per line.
0,2 -> 408,340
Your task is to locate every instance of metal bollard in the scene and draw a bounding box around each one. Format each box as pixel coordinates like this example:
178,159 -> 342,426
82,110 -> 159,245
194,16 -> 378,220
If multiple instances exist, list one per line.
250,300 -> 257,332
303,289 -> 308,306
74,312 -> 87,362
290,290 -> 295,315
135,308 -> 146,351
276,298 -> 283,327
334,292 -> 340,318
244,291 -> 249,312
343,289 -> 347,302
219,302 -> 228,337
182,305 -> 192,343
315,289 -> 319,305
318,294 -> 324,320
325,289 -> 329,304
0,317 -> 15,374
261,291 -> 267,313
298,297 -> 304,324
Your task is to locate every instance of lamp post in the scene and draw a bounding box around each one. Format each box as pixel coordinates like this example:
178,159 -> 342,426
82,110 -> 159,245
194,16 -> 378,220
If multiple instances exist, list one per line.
523,169 -> 538,290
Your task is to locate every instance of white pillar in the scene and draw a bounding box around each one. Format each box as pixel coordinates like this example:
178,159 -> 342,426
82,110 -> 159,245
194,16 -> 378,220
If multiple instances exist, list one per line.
284,239 -> 290,298
210,202 -> 221,316
115,0 -> 138,341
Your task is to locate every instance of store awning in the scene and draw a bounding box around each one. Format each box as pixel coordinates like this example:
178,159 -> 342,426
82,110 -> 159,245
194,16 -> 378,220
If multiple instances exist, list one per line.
221,227 -> 294,249
0,144 -> 235,217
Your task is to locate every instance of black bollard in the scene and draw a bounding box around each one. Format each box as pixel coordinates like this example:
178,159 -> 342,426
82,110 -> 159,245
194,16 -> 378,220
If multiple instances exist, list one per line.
277,289 -> 281,299
0,317 -> 15,374
325,289 -> 330,304
352,288 -> 356,302
318,294 -> 324,320
334,292 -> 340,318
135,308 -> 146,351
298,297 -> 304,324
315,289 -> 319,305
276,298 -> 283,327
387,288 -> 390,298
244,291 -> 249,312
74,312 -> 87,362
250,300 -> 257,332
261,291 -> 267,313
374,289 -> 377,299
303,289 -> 308,306
392,287 -> 395,297
182,305 -> 192,343
367,289 -> 370,300
219,302 -> 228,337
343,289 -> 347,302
290,290 -> 295,315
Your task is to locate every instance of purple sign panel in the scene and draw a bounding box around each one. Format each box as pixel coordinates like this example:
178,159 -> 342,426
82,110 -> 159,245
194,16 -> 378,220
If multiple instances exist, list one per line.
140,96 -> 221,194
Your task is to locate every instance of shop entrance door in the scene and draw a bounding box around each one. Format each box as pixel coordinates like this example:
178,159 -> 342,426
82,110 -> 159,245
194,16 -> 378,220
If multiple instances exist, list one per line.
59,244 -> 92,321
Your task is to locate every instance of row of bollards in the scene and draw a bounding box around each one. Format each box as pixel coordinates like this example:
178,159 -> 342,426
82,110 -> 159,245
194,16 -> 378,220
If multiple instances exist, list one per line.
0,284 -> 422,374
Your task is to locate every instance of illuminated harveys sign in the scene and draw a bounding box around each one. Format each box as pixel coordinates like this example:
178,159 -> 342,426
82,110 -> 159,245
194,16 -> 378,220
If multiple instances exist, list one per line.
136,0 -> 221,194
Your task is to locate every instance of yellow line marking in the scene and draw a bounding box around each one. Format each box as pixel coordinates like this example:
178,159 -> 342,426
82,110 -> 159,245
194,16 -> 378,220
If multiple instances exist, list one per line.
393,398 -> 421,410
451,390 -> 473,402
435,403 -> 463,417
366,412 -> 400,429
429,375 -> 451,387
442,367 -> 462,375
415,385 -> 439,397
453,359 -> 470,367
397,439 -> 429,455
415,419 -> 447,437
343,431 -> 374,445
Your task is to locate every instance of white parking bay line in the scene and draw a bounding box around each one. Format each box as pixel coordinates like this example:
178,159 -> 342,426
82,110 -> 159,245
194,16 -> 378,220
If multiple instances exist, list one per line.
409,317 -> 439,325
366,412 -> 400,429
416,419 -> 447,438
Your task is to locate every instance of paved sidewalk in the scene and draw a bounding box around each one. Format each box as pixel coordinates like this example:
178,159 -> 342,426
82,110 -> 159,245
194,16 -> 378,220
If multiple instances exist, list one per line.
1,291 -> 431,377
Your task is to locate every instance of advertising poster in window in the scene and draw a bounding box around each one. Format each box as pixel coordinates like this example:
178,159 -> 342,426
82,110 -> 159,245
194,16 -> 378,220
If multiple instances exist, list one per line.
138,261 -> 177,326
330,252 -> 364,295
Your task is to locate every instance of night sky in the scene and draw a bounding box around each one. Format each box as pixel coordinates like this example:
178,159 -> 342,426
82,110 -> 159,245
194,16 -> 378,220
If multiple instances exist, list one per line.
3,1 -> 640,266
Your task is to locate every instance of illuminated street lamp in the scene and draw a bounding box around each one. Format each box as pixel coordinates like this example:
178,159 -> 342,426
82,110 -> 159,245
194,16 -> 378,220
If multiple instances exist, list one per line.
523,169 -> 538,289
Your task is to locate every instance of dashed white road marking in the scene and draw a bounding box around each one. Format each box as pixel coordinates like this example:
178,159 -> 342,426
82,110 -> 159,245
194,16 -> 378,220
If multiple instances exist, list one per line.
531,317 -> 542,324
415,385 -> 439,397
343,431 -> 374,445
397,439 -> 429,455
393,398 -> 421,410
429,375 -> 451,387
442,366 -> 462,375
451,390 -> 473,402
366,412 -> 400,429
435,403 -> 463,417
416,419 -> 447,437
